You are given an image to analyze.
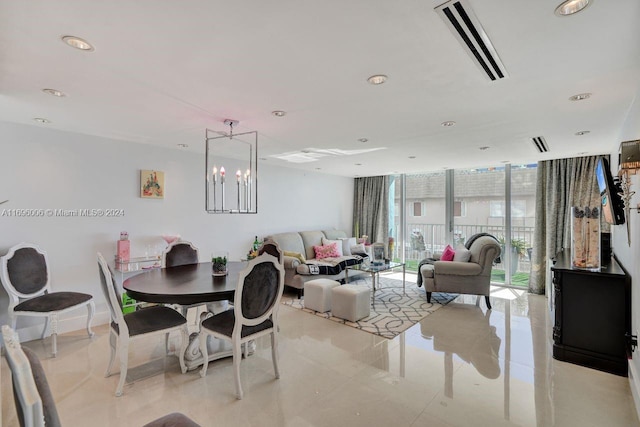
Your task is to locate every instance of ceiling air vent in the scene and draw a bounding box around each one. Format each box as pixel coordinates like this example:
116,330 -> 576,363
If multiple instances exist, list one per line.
435,0 -> 508,81
532,136 -> 549,153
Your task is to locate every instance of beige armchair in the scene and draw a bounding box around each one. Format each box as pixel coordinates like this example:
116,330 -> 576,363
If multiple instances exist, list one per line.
420,235 -> 501,309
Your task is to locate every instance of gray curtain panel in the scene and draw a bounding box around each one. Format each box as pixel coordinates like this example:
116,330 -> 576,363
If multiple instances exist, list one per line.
353,176 -> 389,246
529,155 -> 605,294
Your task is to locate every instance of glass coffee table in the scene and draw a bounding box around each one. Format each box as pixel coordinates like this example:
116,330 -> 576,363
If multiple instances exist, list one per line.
345,261 -> 405,304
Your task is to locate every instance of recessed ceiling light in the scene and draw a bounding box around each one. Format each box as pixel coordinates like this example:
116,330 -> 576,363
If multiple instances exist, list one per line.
272,110 -> 286,117
42,88 -> 66,97
577,151 -> 588,155
259,157 -> 267,161
408,156 -> 416,159
177,143 -> 189,148
315,167 -> 322,170
441,121 -> 456,127
358,138 -> 368,143
367,74 -> 388,85
355,163 -> 362,166
479,146 -> 490,151
555,0 -> 592,17
569,93 -> 591,101
61,35 -> 95,51
33,118 -> 51,124
501,160 -> 510,164
575,130 -> 590,136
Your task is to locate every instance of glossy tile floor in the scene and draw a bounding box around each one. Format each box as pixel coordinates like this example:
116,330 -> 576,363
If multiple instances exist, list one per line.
2,280 -> 639,426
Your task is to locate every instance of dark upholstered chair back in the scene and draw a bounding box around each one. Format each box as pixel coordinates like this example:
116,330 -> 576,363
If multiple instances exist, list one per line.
240,261 -> 281,320
163,241 -> 199,268
2,245 -> 49,296
235,253 -> 285,326
257,240 -> 283,264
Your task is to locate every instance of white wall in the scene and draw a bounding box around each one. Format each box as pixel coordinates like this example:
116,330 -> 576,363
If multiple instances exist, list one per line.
608,92 -> 640,417
0,122 -> 354,340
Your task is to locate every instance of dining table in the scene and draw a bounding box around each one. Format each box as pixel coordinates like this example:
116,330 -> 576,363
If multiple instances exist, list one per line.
123,261 -> 247,371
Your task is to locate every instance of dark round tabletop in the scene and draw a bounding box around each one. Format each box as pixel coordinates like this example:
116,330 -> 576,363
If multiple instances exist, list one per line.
123,261 -> 245,305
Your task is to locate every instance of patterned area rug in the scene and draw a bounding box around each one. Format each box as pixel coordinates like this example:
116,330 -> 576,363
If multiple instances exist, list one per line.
281,276 -> 457,339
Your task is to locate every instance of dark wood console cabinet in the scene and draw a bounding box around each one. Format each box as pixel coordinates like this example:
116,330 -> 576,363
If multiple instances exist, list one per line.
551,249 -> 630,376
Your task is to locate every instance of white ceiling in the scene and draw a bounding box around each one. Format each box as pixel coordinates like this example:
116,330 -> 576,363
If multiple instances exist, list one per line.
1,0 -> 639,177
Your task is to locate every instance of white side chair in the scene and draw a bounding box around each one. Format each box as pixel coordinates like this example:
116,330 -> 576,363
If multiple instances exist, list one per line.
2,325 -> 201,427
199,253 -> 285,399
0,243 -> 95,357
97,252 -> 188,397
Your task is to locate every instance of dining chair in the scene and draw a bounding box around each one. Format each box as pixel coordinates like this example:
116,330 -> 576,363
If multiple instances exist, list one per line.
258,239 -> 283,264
97,253 -> 188,397
2,325 -> 201,427
160,240 -> 218,323
199,253 -> 285,399
162,240 -> 199,268
0,243 -> 95,357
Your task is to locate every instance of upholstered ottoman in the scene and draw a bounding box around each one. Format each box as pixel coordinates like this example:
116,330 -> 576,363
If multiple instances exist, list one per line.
304,279 -> 341,312
331,285 -> 371,322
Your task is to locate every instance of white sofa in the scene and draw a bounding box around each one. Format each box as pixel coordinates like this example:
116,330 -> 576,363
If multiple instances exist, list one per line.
265,230 -> 367,297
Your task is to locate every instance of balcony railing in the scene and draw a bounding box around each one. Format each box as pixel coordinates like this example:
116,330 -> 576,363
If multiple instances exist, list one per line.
392,223 -> 535,276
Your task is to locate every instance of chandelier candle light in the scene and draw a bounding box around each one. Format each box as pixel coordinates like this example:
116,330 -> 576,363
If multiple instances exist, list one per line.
205,120 -> 257,214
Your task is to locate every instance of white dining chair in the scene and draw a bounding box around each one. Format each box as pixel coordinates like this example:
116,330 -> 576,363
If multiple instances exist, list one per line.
97,252 -> 188,396
198,253 -> 285,399
0,243 -> 95,357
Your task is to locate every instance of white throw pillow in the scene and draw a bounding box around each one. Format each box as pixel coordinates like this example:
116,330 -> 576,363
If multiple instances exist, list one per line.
321,237 -> 344,257
350,243 -> 367,255
453,245 -> 471,262
339,237 -> 357,256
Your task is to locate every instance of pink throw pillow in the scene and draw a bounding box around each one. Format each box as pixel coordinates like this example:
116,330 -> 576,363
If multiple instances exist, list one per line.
441,244 -> 455,261
314,243 -> 340,259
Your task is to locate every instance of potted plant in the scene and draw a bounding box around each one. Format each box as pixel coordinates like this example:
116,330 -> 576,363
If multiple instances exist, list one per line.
212,253 -> 228,276
498,237 -> 527,276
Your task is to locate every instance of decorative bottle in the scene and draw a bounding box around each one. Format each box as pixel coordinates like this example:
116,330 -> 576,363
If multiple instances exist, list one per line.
117,232 -> 130,261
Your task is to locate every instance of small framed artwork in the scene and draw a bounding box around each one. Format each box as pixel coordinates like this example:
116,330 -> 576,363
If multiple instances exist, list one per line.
140,170 -> 164,199
372,243 -> 385,265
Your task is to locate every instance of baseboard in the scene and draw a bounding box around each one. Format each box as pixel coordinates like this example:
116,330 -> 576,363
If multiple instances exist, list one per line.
629,359 -> 640,421
11,309 -> 110,343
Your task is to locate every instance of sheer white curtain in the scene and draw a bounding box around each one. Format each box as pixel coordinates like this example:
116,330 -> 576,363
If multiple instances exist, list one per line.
353,176 -> 389,245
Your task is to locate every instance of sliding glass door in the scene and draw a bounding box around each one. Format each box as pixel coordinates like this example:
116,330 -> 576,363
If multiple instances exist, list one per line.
454,167 -> 506,284
391,164 -> 537,287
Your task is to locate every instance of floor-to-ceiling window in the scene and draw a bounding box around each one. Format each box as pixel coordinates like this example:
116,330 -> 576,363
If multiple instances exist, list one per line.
390,164 -> 537,287
390,172 -> 447,271
454,167 -> 507,284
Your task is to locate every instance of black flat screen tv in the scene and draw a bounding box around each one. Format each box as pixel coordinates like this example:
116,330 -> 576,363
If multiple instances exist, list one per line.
595,157 -> 625,225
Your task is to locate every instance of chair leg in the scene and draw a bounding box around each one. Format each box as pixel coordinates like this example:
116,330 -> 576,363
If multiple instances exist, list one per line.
485,296 -> 492,310
50,313 -> 58,357
233,339 -> 243,400
106,330 -> 117,378
271,331 -> 280,379
41,315 -> 50,340
426,292 -> 432,303
115,336 -> 129,397
199,332 -> 210,378
86,301 -> 95,337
